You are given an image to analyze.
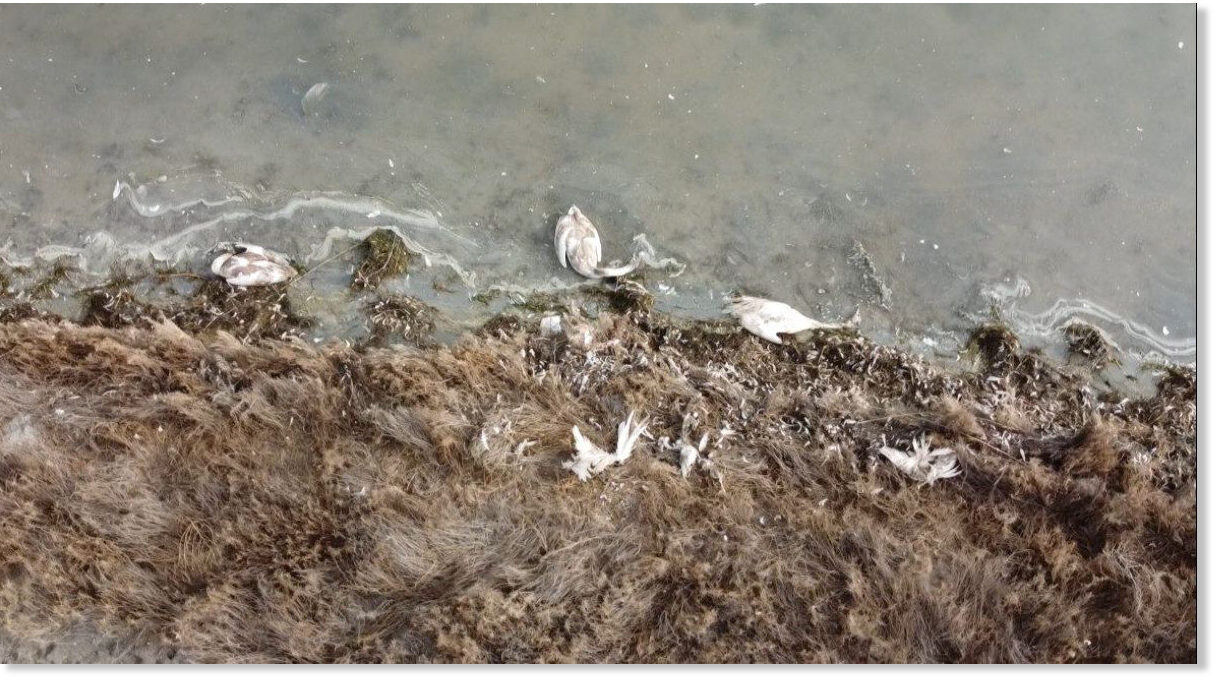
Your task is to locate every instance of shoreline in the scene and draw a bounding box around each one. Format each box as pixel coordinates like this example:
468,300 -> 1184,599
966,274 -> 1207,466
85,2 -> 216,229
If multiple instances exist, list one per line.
0,286 -> 1196,662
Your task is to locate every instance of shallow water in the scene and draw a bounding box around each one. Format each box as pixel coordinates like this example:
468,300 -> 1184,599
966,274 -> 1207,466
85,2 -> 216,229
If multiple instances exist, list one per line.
0,5 -> 1196,362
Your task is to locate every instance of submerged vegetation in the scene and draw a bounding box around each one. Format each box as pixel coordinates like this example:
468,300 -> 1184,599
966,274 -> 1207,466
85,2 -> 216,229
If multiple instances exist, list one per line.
0,281 -> 1195,662
1065,321 -> 1119,368
364,294 -> 437,347
351,229 -> 414,291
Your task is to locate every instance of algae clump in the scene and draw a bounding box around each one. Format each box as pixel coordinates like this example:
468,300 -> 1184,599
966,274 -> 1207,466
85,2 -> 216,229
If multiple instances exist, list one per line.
351,229 -> 414,291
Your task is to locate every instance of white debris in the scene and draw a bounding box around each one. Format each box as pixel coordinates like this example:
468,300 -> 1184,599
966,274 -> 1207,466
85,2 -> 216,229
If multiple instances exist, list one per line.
540,315 -> 563,337
563,411 -> 648,481
679,431 -> 712,479
301,82 -> 329,116
661,425 -> 712,480
3,414 -> 39,448
726,295 -> 851,344
1162,326 -> 1170,336
472,414 -> 535,468
878,435 -> 961,485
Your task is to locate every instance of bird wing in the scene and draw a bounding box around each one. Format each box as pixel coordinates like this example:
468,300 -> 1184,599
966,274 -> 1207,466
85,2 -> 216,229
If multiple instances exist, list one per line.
744,317 -> 785,344
925,456 -> 961,484
210,253 -> 232,276
878,445 -> 921,479
570,237 -> 603,278
554,220 -> 570,268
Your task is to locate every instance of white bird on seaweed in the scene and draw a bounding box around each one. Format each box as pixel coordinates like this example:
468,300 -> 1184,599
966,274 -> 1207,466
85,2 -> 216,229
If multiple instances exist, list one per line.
878,435 -> 961,485
210,244 -> 298,287
726,294 -> 852,344
554,205 -> 640,279
563,411 -> 648,481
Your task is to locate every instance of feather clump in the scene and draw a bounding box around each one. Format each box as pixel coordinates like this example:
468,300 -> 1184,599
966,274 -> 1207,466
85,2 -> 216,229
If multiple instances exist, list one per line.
563,411 -> 648,481
878,435 -> 961,485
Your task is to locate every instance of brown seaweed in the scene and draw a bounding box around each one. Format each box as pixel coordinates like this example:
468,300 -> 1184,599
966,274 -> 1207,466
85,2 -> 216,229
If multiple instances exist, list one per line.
350,229 -> 414,291
0,304 -> 1194,663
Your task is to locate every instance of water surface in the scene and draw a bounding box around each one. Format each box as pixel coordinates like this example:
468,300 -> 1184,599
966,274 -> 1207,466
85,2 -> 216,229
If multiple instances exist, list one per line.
0,4 -> 1196,362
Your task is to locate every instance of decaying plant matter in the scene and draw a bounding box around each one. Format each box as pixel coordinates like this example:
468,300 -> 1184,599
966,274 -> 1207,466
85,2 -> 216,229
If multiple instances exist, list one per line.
0,300 -> 1195,663
351,229 -> 414,291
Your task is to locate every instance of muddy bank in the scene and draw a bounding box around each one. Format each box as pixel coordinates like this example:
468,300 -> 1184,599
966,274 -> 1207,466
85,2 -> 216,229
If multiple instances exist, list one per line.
0,281 -> 1196,663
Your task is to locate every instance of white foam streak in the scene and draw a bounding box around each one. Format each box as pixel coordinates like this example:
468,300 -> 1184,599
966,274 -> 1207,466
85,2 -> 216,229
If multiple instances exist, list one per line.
983,277 -> 1195,361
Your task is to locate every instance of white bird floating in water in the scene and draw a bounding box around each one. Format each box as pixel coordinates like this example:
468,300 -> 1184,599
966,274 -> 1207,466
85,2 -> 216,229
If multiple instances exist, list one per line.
726,295 -> 853,344
878,435 -> 961,485
563,411 -> 648,481
554,205 -> 640,279
210,244 -> 298,287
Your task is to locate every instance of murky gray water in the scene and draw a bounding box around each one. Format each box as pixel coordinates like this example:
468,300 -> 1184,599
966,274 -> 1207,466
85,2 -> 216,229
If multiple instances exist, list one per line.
0,4 -> 1196,363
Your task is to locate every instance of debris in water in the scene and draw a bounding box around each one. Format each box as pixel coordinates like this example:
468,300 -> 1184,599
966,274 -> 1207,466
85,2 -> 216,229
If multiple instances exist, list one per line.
301,82 -> 330,116
1064,321 -> 1118,367
351,229 -> 414,291
848,240 -> 892,308
365,294 -> 436,346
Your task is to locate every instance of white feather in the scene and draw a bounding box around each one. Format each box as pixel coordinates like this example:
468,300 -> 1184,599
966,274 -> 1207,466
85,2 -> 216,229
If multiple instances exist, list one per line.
563,411 -> 648,481
878,435 -> 961,485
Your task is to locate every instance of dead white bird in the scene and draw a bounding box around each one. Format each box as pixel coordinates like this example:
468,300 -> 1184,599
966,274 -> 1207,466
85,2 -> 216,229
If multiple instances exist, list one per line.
210,244 -> 298,287
554,205 -> 640,279
878,435 -> 961,485
726,295 -> 852,344
563,411 -> 648,481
